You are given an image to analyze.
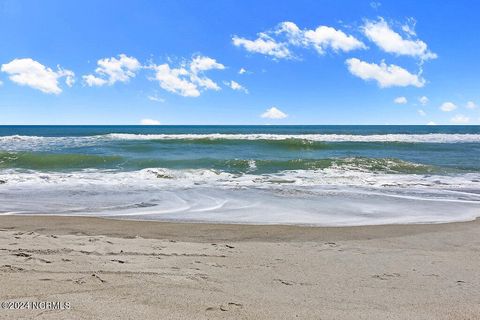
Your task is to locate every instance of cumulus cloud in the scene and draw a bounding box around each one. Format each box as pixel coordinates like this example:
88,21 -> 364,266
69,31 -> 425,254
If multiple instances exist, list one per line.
346,58 -> 425,88
188,56 -> 225,91
419,96 -> 429,105
140,118 -> 161,125
276,21 -> 365,53
440,102 -> 457,112
394,96 -> 407,104
150,55 -> 225,97
190,56 -> 225,73
299,25 -> 366,54
233,21 -> 364,59
1,58 -> 74,94
83,54 -> 141,87
427,121 -> 436,125
225,80 -> 248,93
238,68 -> 247,74
83,74 -> 107,87
152,63 -> 200,97
232,34 -> 292,59
261,107 -> 288,119
418,109 -> 426,116
466,101 -> 477,109
362,18 -> 437,61
450,114 -> 470,124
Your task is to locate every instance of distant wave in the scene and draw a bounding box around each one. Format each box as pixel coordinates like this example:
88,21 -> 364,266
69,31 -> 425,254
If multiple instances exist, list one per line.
103,133 -> 480,143
2,133 -> 480,144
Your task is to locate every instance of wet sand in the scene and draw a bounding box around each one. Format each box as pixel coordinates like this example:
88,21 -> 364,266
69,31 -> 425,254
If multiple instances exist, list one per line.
0,215 -> 479,319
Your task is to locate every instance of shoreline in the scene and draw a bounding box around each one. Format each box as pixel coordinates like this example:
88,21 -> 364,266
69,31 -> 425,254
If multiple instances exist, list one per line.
1,214 -> 479,242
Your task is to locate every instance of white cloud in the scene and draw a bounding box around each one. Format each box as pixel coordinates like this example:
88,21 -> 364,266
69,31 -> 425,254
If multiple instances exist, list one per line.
83,54 -> 141,86
233,21 -> 364,59
466,101 -> 477,109
345,58 -> 425,88
394,96 -> 407,104
150,55 -> 225,97
401,18 -> 417,37
440,101 -> 457,112
418,109 -> 426,116
153,63 -> 200,97
450,114 -> 470,124
419,96 -> 429,105
226,80 -> 248,93
140,118 -> 161,125
276,21 -> 303,44
362,18 -> 437,61
147,95 -> 165,103
1,58 -> 74,94
277,21 -> 365,54
232,34 -> 292,59
59,68 -> 75,87
239,68 -> 247,74
261,107 -> 288,119
301,25 -> 366,54
427,121 -> 436,125
83,74 -> 107,87
188,56 -> 225,91
190,56 -> 225,73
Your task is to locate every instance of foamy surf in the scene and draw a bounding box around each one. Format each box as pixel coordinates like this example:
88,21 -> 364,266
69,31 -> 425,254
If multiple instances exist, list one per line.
0,167 -> 479,226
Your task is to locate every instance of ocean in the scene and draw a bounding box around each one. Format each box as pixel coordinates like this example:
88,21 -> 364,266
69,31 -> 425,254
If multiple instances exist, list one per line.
1,125 -> 479,226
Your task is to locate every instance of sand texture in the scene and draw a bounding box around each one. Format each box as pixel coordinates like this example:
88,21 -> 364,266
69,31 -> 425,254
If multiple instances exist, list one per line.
0,215 -> 479,319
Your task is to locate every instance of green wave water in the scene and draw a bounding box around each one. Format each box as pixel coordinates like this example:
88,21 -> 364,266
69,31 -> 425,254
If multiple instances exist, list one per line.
0,152 -> 123,170
0,151 -> 448,174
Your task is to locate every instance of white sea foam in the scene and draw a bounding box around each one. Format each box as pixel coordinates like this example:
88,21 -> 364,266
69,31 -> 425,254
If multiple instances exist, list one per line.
1,167 -> 480,189
1,168 -> 479,226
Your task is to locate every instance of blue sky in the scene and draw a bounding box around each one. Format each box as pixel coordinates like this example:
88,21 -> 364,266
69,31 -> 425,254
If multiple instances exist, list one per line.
0,0 -> 479,125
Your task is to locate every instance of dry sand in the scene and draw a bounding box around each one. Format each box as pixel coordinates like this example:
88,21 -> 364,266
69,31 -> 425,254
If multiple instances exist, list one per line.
0,215 -> 479,320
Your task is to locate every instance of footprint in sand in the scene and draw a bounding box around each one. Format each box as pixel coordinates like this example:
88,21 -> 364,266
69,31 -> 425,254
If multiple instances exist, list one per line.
372,273 -> 401,280
72,273 -> 106,285
12,252 -> 31,258
274,278 -> 294,286
0,264 -> 24,272
206,302 -> 243,312
110,259 -> 126,264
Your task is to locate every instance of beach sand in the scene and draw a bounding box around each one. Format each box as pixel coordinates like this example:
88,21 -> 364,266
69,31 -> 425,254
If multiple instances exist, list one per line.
0,215 -> 479,320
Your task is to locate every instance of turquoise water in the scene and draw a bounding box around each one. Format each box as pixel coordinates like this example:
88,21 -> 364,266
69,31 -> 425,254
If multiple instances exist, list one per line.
0,125 -> 479,225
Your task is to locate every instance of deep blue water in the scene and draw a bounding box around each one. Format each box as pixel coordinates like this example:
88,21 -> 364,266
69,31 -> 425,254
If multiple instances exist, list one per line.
1,125 -> 479,136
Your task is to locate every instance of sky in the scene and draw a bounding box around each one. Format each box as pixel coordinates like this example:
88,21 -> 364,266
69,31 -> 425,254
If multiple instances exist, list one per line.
0,0 -> 479,125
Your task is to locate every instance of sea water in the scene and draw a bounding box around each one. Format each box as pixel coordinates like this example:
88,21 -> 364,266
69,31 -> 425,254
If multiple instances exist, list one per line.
0,125 -> 479,226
